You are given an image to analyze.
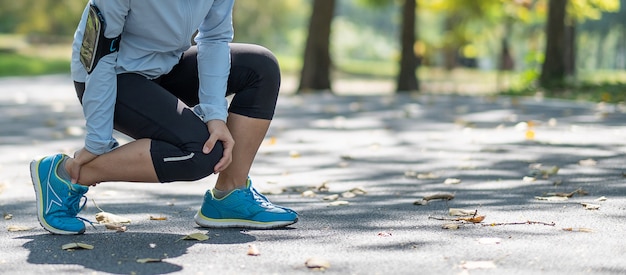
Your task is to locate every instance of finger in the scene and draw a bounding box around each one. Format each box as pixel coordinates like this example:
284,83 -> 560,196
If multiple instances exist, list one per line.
213,143 -> 233,173
203,135 -> 218,154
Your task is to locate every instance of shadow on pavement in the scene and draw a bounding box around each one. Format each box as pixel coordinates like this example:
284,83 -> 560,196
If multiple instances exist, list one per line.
18,230 -> 256,275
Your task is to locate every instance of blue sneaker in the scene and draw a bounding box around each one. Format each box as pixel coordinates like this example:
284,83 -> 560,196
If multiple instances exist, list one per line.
194,179 -> 298,229
30,154 -> 89,235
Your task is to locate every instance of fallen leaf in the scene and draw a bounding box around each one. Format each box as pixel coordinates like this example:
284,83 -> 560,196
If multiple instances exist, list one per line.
95,212 -> 132,224
449,208 -> 477,216
458,216 -> 485,223
7,225 -> 34,232
535,196 -> 569,201
413,199 -> 429,205
302,190 -> 316,197
581,203 -> 600,210
305,257 -> 331,270
329,200 -> 349,206
546,188 -> 588,198
461,260 -> 496,270
4,213 -> 13,220
443,178 -> 462,185
579,158 -> 597,166
105,223 -> 127,232
62,242 -> 94,250
417,172 -> 439,180
247,244 -> 261,256
149,215 -> 167,221
323,194 -> 339,201
341,191 -> 356,198
179,232 -> 210,241
423,193 -> 455,202
137,258 -> 162,263
522,176 -> 536,182
289,150 -> 301,158
349,187 -> 367,195
316,181 -> 330,192
595,196 -> 607,201
377,231 -> 392,237
442,223 -> 460,230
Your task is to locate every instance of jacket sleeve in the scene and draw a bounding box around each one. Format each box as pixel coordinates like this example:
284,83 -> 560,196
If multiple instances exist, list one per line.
192,0 -> 234,123
81,0 -> 130,155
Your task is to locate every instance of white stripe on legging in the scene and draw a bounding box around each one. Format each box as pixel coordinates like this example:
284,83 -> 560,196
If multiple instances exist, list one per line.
163,153 -> 195,162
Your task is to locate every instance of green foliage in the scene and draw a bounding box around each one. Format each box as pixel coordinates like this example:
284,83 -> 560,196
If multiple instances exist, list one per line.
233,1 -> 309,55
0,53 -> 69,76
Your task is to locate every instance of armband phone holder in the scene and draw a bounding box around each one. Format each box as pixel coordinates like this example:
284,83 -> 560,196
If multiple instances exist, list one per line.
79,4 -> 121,74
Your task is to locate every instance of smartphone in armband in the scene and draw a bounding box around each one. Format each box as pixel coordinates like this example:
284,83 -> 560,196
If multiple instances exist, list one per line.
79,4 -> 121,74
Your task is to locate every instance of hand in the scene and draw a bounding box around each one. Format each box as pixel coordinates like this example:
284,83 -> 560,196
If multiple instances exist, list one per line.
203,120 -> 234,174
67,148 -> 98,185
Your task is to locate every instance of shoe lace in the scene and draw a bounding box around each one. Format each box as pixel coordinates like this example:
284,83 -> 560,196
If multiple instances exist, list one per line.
65,193 -> 97,230
249,187 -> 273,208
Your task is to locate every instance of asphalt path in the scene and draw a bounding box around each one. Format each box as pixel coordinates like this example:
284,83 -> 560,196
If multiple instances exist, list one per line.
0,75 -> 625,275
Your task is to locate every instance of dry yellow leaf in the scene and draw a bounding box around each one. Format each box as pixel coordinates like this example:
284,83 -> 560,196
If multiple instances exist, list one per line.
7,225 -> 34,232
581,203 -> 600,210
443,178 -> 461,185
149,215 -> 167,220
305,257 -> 331,270
95,211 -> 131,224
62,242 -> 94,250
329,200 -> 349,206
535,196 -> 568,201
579,158 -> 597,166
349,187 -> 367,195
323,194 -> 339,201
417,172 -> 439,179
449,208 -> 477,216
341,191 -> 356,198
179,232 -> 209,241
458,215 -> 485,223
137,258 -> 162,263
423,193 -> 455,202
289,150 -> 301,158
247,244 -> 260,256
105,223 -> 127,232
301,190 -> 316,198
595,196 -> 608,201
442,223 -> 460,230
525,129 -> 535,140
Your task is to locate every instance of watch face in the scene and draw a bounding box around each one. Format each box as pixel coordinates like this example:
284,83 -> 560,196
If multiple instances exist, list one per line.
80,5 -> 102,73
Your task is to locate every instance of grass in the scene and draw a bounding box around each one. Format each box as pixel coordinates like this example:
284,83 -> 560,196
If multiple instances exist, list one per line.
0,52 -> 70,76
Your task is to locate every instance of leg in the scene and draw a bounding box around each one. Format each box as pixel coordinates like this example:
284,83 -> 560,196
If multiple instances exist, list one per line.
160,43 -> 296,228
160,43 -> 281,191
73,74 -> 223,185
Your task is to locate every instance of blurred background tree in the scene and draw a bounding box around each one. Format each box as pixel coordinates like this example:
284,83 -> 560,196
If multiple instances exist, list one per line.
0,0 -> 624,101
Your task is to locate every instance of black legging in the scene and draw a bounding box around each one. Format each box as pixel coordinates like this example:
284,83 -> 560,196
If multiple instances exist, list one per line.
74,43 -> 281,182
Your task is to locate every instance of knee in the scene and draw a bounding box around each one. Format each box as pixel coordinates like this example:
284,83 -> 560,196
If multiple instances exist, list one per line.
179,141 -> 224,181
235,44 -> 281,86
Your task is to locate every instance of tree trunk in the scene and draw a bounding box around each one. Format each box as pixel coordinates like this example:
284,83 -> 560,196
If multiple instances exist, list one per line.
563,23 -> 576,77
396,0 -> 419,92
298,0 -> 336,93
539,0 -> 567,88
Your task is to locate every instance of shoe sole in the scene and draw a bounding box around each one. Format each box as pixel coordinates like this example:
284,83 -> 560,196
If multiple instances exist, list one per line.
30,160 -> 85,235
194,211 -> 298,229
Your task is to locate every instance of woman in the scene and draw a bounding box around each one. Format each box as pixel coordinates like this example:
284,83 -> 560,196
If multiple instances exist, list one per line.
29,0 -> 297,235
